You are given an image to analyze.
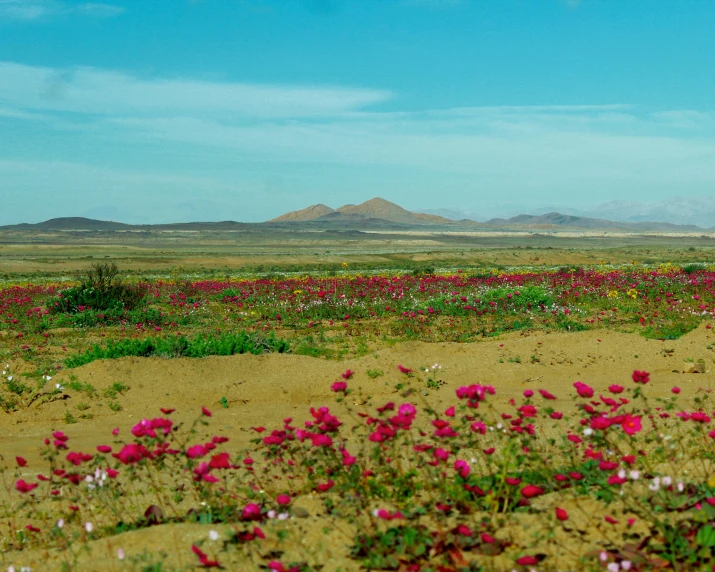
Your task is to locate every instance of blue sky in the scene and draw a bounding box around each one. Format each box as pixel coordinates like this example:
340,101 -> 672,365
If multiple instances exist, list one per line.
2,0 -> 715,224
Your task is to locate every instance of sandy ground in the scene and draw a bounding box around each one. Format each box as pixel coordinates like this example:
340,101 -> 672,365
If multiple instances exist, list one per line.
2,325 -> 714,570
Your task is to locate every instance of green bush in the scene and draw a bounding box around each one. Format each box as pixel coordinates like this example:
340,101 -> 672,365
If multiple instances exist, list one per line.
64,331 -> 290,368
48,262 -> 146,314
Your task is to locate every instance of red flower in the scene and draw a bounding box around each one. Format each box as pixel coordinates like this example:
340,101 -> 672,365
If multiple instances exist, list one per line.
160,407 -> 175,414
331,381 -> 347,392
96,445 -> 112,453
276,494 -> 291,506
397,364 -> 413,374
202,406 -> 212,417
632,370 -> 650,384
555,507 -> 568,521
15,479 -> 38,493
538,389 -> 556,400
521,485 -> 545,498
340,369 -> 354,380
516,555 -> 539,565
191,545 -> 221,568
481,532 -> 495,543
16,456 -> 27,467
573,381 -> 594,398
113,444 -> 153,465
608,384 -> 624,394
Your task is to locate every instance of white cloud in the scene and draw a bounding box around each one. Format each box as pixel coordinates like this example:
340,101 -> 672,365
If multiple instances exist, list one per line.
0,61 -> 391,118
0,1 -> 124,21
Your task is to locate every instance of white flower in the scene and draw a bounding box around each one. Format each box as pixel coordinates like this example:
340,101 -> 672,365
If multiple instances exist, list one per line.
662,476 -> 672,486
621,561 -> 632,570
267,510 -> 277,519
56,519 -> 64,528
277,512 -> 289,520
117,548 -> 125,560
617,469 -> 626,479
583,428 -> 593,437
677,481 -> 685,492
629,470 -> 640,480
649,477 -> 660,491
607,563 -> 620,572
7,376 -> 12,381
600,551 -> 608,562
209,530 -> 219,541
85,522 -> 93,533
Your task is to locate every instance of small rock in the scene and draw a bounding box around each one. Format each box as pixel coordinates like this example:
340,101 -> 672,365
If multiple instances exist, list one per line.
293,506 -> 310,518
683,361 -> 706,374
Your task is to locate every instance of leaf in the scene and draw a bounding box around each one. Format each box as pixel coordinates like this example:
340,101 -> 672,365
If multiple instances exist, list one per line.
697,524 -> 715,548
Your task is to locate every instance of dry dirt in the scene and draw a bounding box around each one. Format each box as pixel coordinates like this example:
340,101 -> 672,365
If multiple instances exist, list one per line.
2,326 -> 715,570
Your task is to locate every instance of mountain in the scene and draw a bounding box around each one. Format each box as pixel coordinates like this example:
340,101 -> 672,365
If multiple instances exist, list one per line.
274,197 -> 457,226
486,212 -> 703,231
2,217 -> 132,231
270,204 -> 335,222
571,197 -> 715,228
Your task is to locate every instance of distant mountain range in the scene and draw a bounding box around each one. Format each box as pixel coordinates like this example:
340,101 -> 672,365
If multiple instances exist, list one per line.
2,197 -> 714,232
421,196 -> 715,229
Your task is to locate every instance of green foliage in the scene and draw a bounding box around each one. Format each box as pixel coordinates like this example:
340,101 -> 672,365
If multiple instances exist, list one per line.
351,525 -> 434,569
48,262 -> 146,314
64,331 -> 290,368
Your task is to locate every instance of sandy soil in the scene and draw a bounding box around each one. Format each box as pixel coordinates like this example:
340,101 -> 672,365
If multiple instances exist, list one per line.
2,325 -> 714,570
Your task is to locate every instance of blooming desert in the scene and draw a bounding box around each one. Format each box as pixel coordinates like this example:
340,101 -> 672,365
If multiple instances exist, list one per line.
1,263 -> 715,570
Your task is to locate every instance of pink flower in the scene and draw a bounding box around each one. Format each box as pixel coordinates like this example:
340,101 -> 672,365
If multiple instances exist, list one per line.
340,369 -> 354,380
538,389 -> 556,400
15,479 -> 38,493
96,445 -> 112,453
397,364 -> 413,374
621,414 -> 642,435
516,555 -> 539,565
331,381 -> 347,392
454,459 -> 470,478
523,389 -> 534,398
445,406 -> 455,417
241,503 -> 262,520
632,370 -> 650,384
187,445 -> 208,459
433,448 -> 449,461
672,386 -> 681,394
113,444 -> 152,465
573,381 -> 594,398
608,384 -> 624,394
398,403 -> 416,417
191,544 -> 220,568
276,494 -> 291,506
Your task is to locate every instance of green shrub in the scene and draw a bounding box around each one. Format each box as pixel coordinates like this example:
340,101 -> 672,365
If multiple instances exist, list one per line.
64,331 -> 290,368
48,262 -> 146,314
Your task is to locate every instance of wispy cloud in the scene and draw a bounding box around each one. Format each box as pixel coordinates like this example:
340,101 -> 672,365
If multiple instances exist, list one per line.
0,1 -> 124,21
0,61 -> 391,118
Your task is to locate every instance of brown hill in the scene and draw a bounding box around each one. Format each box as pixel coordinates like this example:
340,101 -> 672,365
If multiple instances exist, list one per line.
270,204 -> 335,222
270,198 -> 455,226
334,197 -> 452,225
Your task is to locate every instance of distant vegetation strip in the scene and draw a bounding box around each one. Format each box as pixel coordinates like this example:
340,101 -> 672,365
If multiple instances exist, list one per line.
64,331 -> 290,368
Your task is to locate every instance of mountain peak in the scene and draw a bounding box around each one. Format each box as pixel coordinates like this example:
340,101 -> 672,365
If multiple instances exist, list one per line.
270,204 -> 335,222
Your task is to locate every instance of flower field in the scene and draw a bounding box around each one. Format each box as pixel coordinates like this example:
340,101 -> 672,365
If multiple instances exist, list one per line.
1,264 -> 715,571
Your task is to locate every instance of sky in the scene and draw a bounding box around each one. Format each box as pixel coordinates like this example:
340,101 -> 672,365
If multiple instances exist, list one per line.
2,0 -> 715,224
